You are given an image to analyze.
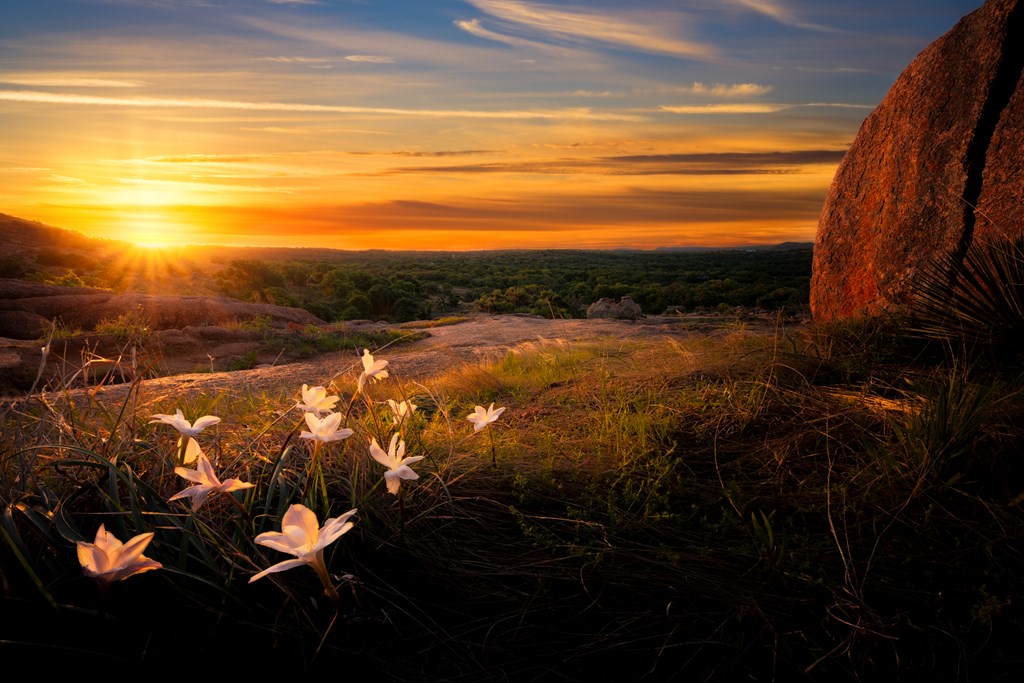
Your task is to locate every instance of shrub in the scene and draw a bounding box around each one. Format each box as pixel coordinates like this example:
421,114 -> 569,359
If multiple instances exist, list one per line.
909,235 -> 1024,357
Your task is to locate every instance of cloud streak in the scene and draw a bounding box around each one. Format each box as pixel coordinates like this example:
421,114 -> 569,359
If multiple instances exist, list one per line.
0,89 -> 644,121
689,82 -> 773,96
727,0 -> 841,33
463,0 -> 717,59
344,55 -> 395,63
660,103 -> 789,114
0,73 -> 142,88
659,102 -> 872,114
373,150 -> 845,177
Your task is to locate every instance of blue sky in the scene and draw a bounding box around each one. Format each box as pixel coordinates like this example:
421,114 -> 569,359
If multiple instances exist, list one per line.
0,0 -> 984,249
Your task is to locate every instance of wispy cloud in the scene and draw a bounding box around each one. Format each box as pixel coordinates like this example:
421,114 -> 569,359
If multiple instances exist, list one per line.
689,82 -> 773,96
462,0 -> 717,60
240,15 -> 508,71
726,0 -> 841,33
660,103 -> 788,114
796,66 -> 871,73
137,154 -> 262,163
343,55 -> 395,63
0,89 -> 645,121
660,101 -> 872,114
388,149 -> 497,157
258,56 -> 330,64
455,18 -> 562,53
373,149 -> 845,177
799,102 -> 874,109
0,73 -> 142,88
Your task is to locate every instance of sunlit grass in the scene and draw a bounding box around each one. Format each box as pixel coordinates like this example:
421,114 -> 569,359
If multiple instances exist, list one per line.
2,324 -> 1023,676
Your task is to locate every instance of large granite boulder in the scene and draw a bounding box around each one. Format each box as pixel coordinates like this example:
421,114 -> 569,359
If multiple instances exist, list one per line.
0,279 -> 324,340
811,0 -> 1024,321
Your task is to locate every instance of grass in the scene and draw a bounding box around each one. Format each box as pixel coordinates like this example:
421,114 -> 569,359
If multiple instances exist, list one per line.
399,315 -> 469,329
1,321 -> 1022,679
262,323 -> 427,360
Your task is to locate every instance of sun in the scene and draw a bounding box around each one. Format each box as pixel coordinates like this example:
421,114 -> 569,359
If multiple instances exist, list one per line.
100,180 -> 199,247
135,238 -> 168,248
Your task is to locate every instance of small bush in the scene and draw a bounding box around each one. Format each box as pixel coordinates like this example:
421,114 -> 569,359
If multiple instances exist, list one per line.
94,306 -> 151,341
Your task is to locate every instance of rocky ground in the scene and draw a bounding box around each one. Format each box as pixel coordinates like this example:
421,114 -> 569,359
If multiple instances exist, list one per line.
1,310 -> 793,403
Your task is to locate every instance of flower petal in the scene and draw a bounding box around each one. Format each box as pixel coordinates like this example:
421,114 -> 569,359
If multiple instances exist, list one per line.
315,509 -> 357,549
253,531 -> 301,555
324,428 -> 354,442
192,415 -> 221,431
108,558 -> 162,582
182,437 -> 202,464
111,532 -> 155,566
249,558 -> 310,583
195,453 -> 220,485
282,504 -> 319,544
368,438 -> 391,467
393,464 -> 419,481
220,478 -> 255,493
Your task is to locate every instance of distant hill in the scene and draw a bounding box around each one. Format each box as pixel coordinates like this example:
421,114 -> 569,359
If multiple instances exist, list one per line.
654,242 -> 813,252
0,212 -> 107,254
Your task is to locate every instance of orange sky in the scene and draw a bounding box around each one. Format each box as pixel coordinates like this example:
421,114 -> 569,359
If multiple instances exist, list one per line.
0,1 -> 981,249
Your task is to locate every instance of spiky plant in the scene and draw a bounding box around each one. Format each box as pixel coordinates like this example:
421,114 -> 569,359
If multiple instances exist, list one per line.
909,235 -> 1024,353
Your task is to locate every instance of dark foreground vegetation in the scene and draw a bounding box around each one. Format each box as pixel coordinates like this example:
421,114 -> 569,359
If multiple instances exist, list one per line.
3,298 -> 1024,678
2,221 -> 1023,679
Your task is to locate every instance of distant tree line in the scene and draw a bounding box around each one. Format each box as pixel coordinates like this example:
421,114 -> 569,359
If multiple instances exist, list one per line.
210,248 -> 812,322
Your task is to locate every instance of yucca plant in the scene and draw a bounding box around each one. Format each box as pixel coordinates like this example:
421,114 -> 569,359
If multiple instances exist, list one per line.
908,235 -> 1024,353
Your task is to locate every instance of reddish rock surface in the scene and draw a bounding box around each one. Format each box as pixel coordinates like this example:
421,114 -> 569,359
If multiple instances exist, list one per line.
811,0 -> 1024,321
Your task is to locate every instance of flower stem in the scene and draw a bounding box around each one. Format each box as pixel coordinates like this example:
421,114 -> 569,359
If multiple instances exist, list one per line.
488,426 -> 497,466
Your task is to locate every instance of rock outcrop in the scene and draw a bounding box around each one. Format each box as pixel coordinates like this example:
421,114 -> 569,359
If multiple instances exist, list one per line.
811,0 -> 1024,321
0,279 -> 324,340
586,297 -> 643,320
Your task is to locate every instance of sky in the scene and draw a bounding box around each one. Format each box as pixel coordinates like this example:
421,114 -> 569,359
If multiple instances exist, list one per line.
0,0 -> 984,250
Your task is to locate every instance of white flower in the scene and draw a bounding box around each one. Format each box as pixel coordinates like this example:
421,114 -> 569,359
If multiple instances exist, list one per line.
150,408 -> 221,438
249,504 -> 357,585
299,411 -> 354,443
77,524 -> 162,585
169,452 -> 254,511
386,399 -> 418,427
356,349 -> 389,393
369,433 -> 425,496
296,383 -> 340,416
467,402 -> 506,433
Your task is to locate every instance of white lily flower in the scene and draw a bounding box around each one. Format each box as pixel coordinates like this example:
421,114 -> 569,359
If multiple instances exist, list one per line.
149,408 -> 221,438
386,399 -> 417,427
180,436 -> 202,465
296,384 -> 340,416
249,504 -> 357,585
77,524 -> 162,585
169,452 -> 254,511
467,402 -> 506,433
369,433 -> 425,496
299,411 -> 354,443
356,349 -> 389,393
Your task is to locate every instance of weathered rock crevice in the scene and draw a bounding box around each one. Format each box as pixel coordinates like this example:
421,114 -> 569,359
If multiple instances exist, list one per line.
958,0 -> 1024,260
811,0 -> 1024,322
